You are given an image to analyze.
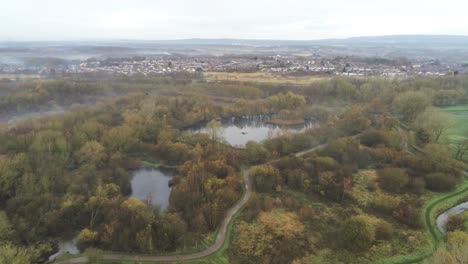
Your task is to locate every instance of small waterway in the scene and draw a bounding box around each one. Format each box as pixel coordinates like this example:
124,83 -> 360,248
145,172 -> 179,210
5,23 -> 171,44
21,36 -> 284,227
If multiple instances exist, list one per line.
436,201 -> 468,234
130,168 -> 175,210
188,115 -> 315,147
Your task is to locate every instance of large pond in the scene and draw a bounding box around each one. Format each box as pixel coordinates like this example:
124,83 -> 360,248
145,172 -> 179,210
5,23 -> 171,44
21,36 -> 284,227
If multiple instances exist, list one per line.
130,168 -> 175,210
436,201 -> 468,234
188,115 -> 315,147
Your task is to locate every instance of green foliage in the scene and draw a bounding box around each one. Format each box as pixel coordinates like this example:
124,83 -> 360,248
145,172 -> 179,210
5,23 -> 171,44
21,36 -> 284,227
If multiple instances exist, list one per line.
412,108 -> 453,143
393,91 -> 431,122
341,215 -> 376,251
0,211 -> 13,241
0,243 -> 37,264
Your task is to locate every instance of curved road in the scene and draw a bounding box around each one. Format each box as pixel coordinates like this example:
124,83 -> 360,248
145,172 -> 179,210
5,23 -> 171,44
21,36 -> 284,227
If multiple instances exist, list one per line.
59,170 -> 252,264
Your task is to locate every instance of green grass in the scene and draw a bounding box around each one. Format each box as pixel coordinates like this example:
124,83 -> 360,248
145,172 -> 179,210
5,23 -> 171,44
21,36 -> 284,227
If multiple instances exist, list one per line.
438,105 -> 468,163
442,104 -> 468,112
442,105 -> 468,142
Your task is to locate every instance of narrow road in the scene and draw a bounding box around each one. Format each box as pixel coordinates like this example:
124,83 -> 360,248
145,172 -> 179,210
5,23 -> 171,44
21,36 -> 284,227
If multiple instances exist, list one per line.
59,170 -> 252,264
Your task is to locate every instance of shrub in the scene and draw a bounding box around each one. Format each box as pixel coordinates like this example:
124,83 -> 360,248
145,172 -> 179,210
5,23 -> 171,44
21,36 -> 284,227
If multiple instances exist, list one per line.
372,191 -> 401,214
341,215 -> 376,251
376,221 -> 393,240
446,214 -> 466,232
425,173 -> 457,192
407,177 -> 426,194
360,130 -> 390,148
377,168 -> 409,193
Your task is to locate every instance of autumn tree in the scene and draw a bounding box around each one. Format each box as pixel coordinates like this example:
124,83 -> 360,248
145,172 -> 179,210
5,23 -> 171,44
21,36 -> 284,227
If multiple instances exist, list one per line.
231,221 -> 273,264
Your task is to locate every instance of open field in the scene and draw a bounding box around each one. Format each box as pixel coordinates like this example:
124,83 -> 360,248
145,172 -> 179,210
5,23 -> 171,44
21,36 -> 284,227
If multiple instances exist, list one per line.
204,72 -> 328,85
441,105 -> 468,161
442,104 -> 468,142
0,73 -> 42,80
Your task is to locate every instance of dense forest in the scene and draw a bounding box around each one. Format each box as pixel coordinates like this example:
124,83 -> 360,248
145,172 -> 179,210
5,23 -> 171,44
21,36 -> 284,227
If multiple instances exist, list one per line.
0,74 -> 467,263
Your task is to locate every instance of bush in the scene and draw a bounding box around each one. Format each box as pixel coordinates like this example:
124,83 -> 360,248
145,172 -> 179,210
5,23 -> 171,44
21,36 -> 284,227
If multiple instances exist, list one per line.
372,191 -> 401,214
375,221 -> 393,240
446,214 -> 466,232
425,173 -> 457,192
360,130 -> 390,148
407,177 -> 426,194
341,215 -> 375,251
377,168 -> 409,193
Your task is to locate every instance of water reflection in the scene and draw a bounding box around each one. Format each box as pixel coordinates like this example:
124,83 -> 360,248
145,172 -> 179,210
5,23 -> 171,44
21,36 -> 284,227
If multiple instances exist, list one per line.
189,115 -> 315,147
130,168 -> 175,210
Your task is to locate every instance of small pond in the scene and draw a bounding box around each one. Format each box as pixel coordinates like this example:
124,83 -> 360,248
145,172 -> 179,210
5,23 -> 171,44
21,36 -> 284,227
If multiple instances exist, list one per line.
48,237 -> 79,261
130,167 -> 175,210
188,115 -> 315,147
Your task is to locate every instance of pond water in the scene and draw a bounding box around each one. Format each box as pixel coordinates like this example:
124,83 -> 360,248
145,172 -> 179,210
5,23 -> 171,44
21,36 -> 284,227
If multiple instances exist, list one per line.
436,201 -> 468,234
188,115 -> 315,147
48,237 -> 79,261
130,168 -> 175,210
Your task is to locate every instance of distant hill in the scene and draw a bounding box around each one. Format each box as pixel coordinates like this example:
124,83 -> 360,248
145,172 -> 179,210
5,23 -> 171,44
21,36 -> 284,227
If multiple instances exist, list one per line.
115,35 -> 468,49
2,35 -> 468,49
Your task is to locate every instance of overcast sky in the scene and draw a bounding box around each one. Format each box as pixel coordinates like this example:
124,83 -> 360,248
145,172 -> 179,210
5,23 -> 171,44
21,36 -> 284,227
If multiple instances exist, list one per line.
1,0 -> 467,41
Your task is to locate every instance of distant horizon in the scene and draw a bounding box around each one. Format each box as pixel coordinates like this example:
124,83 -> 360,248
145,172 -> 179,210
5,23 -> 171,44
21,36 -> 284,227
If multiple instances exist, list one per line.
2,34 -> 468,43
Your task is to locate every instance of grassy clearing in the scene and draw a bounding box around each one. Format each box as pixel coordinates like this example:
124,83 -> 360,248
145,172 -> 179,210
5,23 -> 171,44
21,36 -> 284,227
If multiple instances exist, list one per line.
204,72 -> 327,85
442,104 -> 468,142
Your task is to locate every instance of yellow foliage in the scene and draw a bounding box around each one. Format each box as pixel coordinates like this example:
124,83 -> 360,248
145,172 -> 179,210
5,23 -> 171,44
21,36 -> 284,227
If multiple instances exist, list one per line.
258,210 -> 304,239
78,228 -> 98,244
121,197 -> 146,211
